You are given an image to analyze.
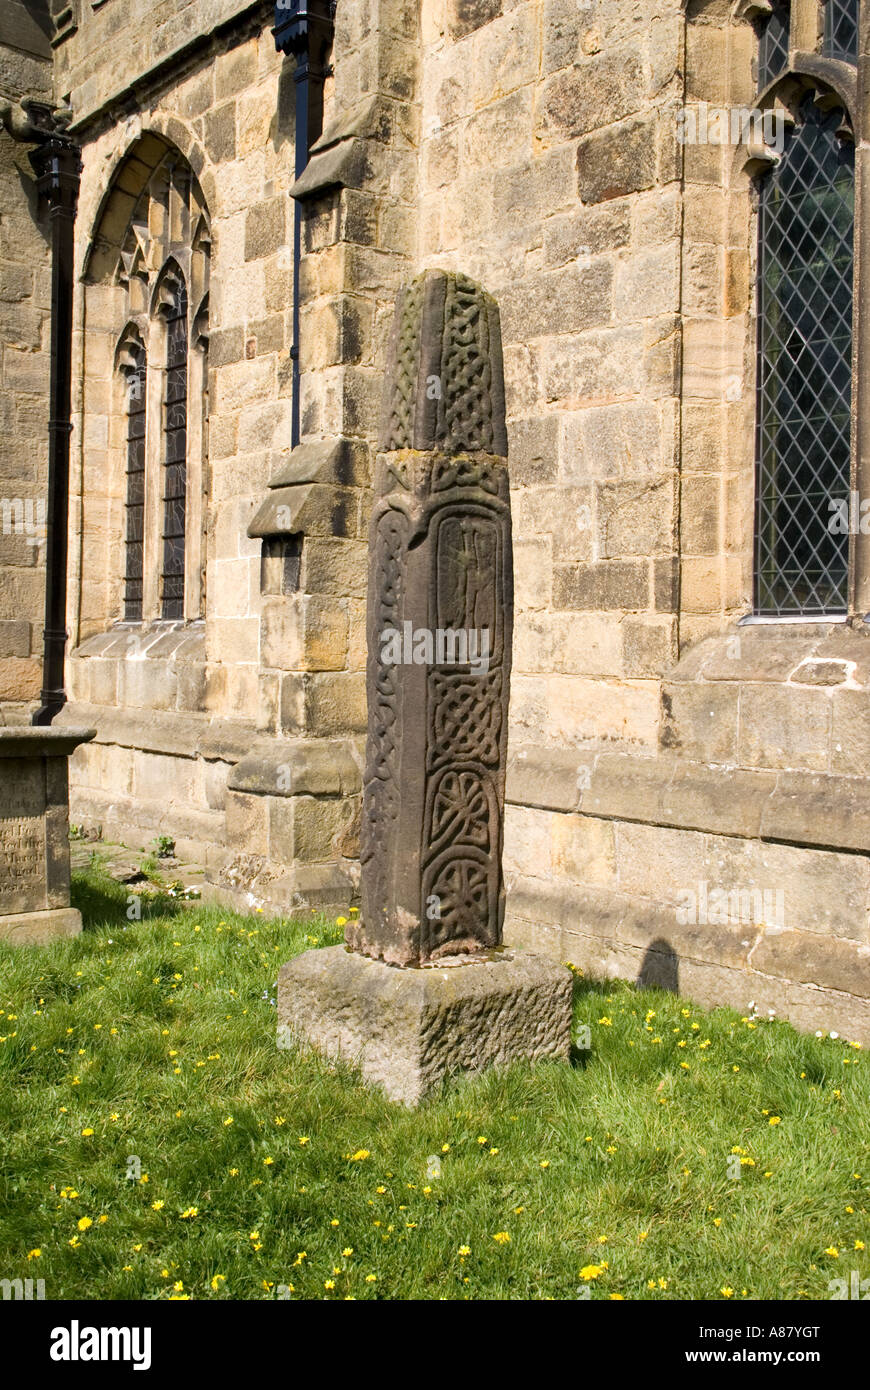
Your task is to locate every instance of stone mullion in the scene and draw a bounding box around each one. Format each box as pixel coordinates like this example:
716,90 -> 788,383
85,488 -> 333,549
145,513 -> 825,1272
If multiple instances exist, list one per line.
792,0 -> 824,56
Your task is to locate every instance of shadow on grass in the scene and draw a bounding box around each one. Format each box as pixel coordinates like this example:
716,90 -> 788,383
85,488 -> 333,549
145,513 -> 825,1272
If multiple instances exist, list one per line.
71,868 -> 185,932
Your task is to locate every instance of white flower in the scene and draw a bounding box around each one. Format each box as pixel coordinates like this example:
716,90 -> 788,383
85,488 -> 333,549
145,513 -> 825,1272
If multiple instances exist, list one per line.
830,1031 -> 839,1040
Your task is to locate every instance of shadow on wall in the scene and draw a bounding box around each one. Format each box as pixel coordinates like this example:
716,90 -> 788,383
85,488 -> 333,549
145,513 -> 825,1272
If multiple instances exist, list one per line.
638,938 -> 680,993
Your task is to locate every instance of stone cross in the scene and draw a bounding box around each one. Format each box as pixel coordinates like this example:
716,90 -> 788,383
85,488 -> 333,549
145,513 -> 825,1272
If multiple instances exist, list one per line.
346,269 -> 514,966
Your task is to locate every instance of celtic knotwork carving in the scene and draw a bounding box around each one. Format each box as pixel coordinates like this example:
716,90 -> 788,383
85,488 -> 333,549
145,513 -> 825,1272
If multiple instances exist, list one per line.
429,769 -> 492,855
378,269 -> 508,457
431,455 -> 500,495
428,670 -> 503,771
422,857 -> 492,958
360,510 -> 406,874
382,275 -> 426,452
438,272 -> 496,454
357,269 -> 512,967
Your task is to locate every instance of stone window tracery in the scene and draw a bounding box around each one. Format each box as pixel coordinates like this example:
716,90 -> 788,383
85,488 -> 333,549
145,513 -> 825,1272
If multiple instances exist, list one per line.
109,152 -> 210,625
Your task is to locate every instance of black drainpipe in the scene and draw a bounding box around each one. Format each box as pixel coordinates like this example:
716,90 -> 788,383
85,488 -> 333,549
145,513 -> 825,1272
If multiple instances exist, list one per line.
273,0 -> 336,449
30,131 -> 83,726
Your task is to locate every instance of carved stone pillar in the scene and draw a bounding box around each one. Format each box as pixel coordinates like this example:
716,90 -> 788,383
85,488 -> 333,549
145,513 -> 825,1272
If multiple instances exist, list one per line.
277,271 -> 572,1107
348,269 -> 513,966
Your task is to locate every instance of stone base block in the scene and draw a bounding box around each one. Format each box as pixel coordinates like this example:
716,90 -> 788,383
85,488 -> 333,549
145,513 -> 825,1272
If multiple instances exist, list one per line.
0,907 -> 83,946
277,945 -> 574,1106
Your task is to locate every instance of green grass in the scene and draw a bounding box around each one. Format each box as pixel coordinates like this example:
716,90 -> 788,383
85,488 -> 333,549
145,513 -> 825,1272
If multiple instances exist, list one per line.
0,857 -> 867,1301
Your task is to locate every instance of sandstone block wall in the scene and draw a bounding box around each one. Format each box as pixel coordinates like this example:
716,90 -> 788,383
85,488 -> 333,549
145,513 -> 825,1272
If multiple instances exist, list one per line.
0,9 -> 53,710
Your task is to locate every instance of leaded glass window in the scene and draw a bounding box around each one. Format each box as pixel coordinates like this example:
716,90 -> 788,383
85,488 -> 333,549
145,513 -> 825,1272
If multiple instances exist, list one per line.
162,276 -> 188,621
824,0 -> 859,62
758,1 -> 790,88
754,95 -> 854,616
123,341 -> 146,622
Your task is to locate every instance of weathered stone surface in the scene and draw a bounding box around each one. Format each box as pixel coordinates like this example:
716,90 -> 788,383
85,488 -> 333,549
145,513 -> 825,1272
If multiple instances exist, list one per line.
355,270 -> 513,966
379,269 -> 508,456
576,116 -> 658,204
277,945 -> 573,1106
0,906 -> 83,946
0,727 -> 95,944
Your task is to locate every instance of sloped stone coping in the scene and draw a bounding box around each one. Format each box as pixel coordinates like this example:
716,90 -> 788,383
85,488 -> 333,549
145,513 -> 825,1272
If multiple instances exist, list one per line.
506,743 -> 870,855
247,437 -> 369,542
72,621 -> 205,663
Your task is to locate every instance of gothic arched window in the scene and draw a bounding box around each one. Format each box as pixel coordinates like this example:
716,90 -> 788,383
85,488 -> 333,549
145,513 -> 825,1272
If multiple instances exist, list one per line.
105,148 -> 210,625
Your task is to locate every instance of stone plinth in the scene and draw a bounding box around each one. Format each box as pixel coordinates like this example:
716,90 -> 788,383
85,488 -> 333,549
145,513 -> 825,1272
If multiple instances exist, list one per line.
0,725 -> 96,945
277,945 -> 573,1106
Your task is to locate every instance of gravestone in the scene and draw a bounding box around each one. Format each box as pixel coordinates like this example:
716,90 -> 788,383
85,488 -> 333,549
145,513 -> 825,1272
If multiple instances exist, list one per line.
277,270 -> 572,1104
0,725 -> 95,944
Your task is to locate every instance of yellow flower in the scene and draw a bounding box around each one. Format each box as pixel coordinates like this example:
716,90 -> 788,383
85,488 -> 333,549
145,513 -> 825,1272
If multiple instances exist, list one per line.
855,1240 -> 866,1251
477,1136 -> 488,1145
77,1216 -> 93,1231
489,1147 -> 499,1156
98,1215 -> 108,1225
263,1157 -> 274,1166
324,1280 -> 335,1290
579,1264 -> 604,1281
335,917 -> 348,927
540,1159 -> 550,1169
609,1293 -> 625,1300
365,1273 -> 376,1282
769,1116 -> 781,1126
211,1275 -> 226,1290
638,1231 -> 648,1242
342,1247 -> 354,1257
68,1236 -> 81,1248
493,1231 -> 511,1244
721,1286 -> 734,1298
299,1136 -> 310,1146
27,1249 -> 41,1260
441,1143 -> 450,1153
458,1245 -> 471,1256
152,1200 -> 165,1211
180,1207 -> 198,1219
173,1281 -> 184,1292
825,1246 -> 840,1258
81,1127 -> 94,1136
598,1017 -> 612,1026
349,1149 -> 370,1161
330,1219 -> 339,1227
